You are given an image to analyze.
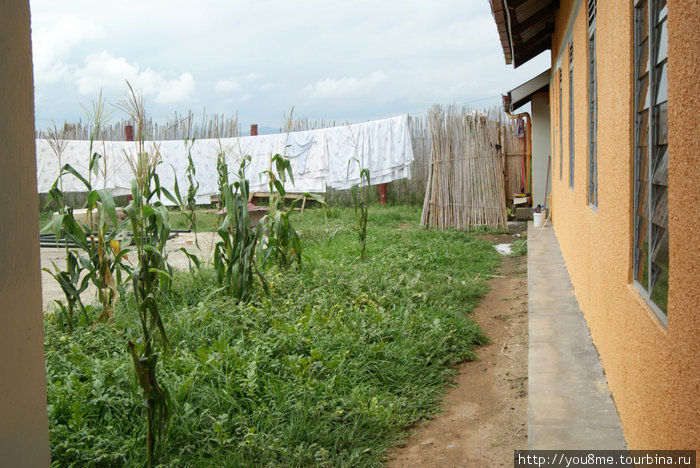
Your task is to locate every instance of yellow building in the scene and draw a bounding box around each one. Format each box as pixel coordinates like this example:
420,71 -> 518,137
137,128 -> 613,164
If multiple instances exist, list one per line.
490,0 -> 699,450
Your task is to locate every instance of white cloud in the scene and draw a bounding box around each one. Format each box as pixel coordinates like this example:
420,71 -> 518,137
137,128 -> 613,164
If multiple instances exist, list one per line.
29,0 -> 552,129
153,73 -> 196,104
75,51 -> 195,103
32,17 -> 105,83
215,79 -> 240,93
303,71 -> 388,100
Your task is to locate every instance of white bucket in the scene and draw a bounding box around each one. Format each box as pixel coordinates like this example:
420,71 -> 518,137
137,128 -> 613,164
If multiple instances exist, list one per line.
533,212 -> 545,227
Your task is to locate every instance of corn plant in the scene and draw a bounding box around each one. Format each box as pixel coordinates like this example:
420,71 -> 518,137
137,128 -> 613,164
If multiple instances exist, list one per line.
171,136 -> 199,244
260,153 -> 324,269
82,91 -> 125,320
41,115 -> 121,326
41,124 -> 86,330
45,187 -> 127,322
346,123 -> 371,262
216,140 -> 230,200
213,155 -> 267,301
81,89 -> 112,229
44,248 -> 89,333
117,82 -> 174,465
351,167 -> 371,262
42,91 -> 128,324
43,122 -> 69,213
87,190 -> 128,321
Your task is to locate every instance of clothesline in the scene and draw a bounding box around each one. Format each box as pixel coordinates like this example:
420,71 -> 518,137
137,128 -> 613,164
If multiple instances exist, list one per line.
36,115 -> 415,205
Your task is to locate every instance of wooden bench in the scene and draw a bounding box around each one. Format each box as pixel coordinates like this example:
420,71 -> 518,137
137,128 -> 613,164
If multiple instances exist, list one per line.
211,192 -> 318,212
248,192 -> 311,212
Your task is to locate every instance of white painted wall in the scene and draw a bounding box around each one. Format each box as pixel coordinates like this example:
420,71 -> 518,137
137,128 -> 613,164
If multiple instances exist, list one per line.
0,1 -> 51,465
531,95 -> 551,209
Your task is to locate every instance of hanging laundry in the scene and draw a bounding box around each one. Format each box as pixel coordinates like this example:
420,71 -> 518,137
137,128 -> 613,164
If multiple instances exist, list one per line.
284,132 -> 316,175
35,114 -> 415,203
326,115 -> 414,190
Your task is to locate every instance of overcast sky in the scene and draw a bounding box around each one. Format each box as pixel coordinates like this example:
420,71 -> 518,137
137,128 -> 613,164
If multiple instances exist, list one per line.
29,0 -> 550,133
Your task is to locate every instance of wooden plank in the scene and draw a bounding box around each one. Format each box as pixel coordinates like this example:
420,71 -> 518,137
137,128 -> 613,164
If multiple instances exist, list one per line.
248,192 -> 315,212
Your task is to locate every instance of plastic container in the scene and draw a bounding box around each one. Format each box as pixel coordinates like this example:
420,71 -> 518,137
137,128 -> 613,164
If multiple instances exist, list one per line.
533,212 -> 545,227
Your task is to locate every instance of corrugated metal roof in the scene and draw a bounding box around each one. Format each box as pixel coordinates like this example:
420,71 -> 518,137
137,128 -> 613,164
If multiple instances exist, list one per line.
488,0 -> 557,68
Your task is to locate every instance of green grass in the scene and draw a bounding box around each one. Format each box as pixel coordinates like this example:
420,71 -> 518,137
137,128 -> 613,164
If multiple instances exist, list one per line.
39,211 -> 54,229
44,205 -> 500,467
511,235 -> 527,257
168,208 -> 221,232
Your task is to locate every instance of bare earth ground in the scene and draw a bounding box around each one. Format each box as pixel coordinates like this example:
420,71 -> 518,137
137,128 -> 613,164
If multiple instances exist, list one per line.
40,230 -> 529,467
40,231 -> 218,311
386,235 -> 528,468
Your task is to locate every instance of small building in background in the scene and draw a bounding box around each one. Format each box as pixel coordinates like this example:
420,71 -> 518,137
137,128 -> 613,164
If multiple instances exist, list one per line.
504,69 -> 551,210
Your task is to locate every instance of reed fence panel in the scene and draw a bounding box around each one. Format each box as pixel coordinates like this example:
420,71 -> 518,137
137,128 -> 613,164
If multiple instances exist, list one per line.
502,118 -> 526,200
420,105 -> 510,230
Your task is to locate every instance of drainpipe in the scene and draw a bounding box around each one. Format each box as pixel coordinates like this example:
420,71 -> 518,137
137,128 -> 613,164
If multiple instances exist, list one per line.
503,0 -> 516,65
502,95 -> 532,196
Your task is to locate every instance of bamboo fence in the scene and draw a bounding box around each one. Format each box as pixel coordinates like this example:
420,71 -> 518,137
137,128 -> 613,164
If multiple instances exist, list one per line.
502,117 -> 527,200
38,110 -> 243,141
420,105 -> 509,230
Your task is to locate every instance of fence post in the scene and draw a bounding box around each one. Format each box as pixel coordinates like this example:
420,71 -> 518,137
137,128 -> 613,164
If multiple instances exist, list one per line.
379,183 -> 388,204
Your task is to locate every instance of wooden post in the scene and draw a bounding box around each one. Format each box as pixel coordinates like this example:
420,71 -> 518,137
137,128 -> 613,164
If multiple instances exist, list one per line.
250,124 -> 258,136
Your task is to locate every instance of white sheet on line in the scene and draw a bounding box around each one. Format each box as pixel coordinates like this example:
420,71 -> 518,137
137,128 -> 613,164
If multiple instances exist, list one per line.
35,114 -> 414,203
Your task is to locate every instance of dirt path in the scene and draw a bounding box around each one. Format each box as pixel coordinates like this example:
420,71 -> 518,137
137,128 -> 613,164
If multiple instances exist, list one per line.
386,243 -> 528,467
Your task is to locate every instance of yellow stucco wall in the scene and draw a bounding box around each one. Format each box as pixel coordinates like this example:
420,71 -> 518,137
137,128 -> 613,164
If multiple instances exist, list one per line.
0,0 -> 51,464
549,0 -> 699,450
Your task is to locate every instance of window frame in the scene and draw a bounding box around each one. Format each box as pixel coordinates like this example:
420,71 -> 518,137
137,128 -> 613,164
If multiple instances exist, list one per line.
569,41 -> 575,189
632,0 -> 669,325
559,67 -> 563,181
588,0 -> 598,208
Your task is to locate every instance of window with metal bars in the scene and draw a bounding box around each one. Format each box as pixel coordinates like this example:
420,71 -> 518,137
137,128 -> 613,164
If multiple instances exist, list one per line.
569,42 -> 575,189
588,0 -> 598,207
633,0 -> 668,322
559,67 -> 563,181
551,74 -> 556,177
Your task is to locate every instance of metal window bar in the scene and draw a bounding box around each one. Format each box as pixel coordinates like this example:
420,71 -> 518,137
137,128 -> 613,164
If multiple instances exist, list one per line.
569,42 -> 575,189
588,24 -> 597,207
588,0 -> 597,28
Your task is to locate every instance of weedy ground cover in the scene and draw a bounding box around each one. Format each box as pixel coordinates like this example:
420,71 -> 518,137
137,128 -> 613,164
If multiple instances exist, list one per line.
44,205 -> 500,467
511,235 -> 528,257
